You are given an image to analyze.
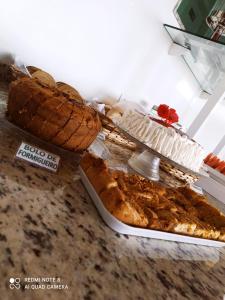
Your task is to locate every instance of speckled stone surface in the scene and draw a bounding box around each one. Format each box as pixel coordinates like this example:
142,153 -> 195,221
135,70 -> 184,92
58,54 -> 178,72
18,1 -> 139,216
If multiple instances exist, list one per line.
0,86 -> 225,300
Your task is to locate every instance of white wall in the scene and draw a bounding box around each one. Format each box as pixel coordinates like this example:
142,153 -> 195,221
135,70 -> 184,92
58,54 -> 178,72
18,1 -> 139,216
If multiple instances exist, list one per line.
194,100 -> 225,154
219,145 -> 225,160
0,0 -> 202,125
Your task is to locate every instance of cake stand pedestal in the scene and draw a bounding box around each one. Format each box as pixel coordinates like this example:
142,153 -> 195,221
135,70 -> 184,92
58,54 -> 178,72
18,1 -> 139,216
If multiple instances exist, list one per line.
115,126 -> 209,183
128,150 -> 160,181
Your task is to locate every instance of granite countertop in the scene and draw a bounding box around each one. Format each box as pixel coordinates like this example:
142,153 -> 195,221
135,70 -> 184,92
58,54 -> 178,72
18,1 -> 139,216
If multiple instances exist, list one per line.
0,85 -> 225,300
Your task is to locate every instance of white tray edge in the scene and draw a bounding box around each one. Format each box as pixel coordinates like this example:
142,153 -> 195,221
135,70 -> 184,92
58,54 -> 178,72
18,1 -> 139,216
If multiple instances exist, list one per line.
79,167 -> 225,248
207,165 -> 225,185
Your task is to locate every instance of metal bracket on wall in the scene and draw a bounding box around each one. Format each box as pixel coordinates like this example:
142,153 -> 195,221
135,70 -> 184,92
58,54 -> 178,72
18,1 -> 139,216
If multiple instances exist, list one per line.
168,42 -> 191,56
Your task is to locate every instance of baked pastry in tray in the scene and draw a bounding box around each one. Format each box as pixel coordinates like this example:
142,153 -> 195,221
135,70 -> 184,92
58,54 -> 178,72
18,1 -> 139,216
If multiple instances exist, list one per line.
7,77 -> 101,152
80,153 -> 225,241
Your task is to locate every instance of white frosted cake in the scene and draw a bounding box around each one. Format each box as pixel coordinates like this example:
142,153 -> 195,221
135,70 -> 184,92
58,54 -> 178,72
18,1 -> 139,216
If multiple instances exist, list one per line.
115,110 -> 205,172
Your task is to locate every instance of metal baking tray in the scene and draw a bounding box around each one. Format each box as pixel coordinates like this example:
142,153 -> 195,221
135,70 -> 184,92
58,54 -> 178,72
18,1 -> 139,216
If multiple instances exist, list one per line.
79,167 -> 225,247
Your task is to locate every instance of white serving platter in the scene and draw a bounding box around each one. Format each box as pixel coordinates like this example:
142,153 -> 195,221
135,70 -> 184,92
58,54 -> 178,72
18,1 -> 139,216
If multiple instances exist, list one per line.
207,165 -> 225,186
196,176 -> 225,207
79,167 -> 225,248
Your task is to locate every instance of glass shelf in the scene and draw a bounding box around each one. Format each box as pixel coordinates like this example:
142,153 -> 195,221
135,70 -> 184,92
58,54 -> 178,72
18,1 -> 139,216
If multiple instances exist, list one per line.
164,24 -> 225,95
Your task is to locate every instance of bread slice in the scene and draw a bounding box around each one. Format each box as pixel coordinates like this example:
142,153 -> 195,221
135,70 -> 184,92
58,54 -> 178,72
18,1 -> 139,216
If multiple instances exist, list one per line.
31,70 -> 56,88
62,106 -> 101,151
79,109 -> 101,151
51,102 -> 84,145
56,82 -> 84,104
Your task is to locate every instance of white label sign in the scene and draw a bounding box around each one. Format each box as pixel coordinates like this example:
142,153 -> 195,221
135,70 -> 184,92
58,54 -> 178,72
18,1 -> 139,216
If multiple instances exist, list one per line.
16,142 -> 60,172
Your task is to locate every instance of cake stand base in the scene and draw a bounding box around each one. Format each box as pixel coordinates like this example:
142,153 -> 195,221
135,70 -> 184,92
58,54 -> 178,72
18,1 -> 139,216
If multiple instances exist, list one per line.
128,150 -> 160,181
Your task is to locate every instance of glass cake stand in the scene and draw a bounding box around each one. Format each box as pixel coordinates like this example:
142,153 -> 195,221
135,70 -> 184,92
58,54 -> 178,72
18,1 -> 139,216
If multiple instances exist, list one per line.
114,125 -> 209,182
87,111 -> 208,182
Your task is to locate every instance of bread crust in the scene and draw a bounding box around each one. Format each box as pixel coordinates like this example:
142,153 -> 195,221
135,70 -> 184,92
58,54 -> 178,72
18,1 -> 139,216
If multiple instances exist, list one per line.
56,82 -> 84,104
7,78 -> 101,152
